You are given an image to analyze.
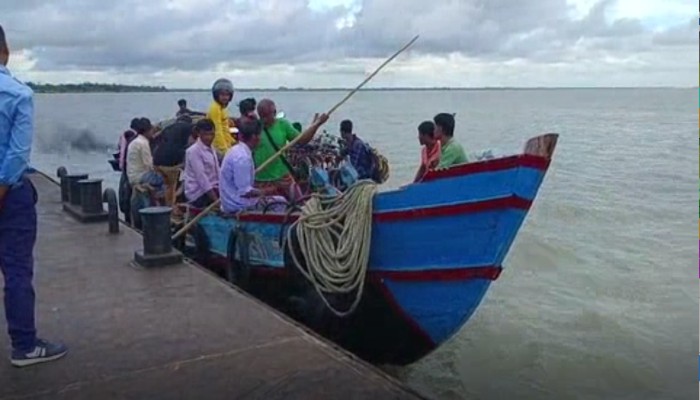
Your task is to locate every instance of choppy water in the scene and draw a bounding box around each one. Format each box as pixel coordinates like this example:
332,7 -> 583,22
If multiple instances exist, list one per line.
30,89 -> 697,400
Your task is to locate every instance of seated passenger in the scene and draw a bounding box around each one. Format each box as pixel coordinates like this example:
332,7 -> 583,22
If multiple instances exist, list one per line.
220,121 -> 287,214
338,119 -> 374,180
434,113 -> 467,169
183,118 -> 220,208
413,120 -> 441,182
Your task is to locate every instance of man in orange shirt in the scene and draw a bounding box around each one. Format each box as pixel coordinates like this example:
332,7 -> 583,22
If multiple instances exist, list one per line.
413,120 -> 441,182
206,78 -> 236,158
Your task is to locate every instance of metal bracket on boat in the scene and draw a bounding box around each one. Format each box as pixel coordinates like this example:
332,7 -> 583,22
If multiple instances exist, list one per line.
133,206 -> 183,268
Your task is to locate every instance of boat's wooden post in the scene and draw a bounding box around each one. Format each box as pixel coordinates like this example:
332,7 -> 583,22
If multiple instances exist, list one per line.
134,206 -> 182,268
103,188 -> 120,234
523,133 -> 559,159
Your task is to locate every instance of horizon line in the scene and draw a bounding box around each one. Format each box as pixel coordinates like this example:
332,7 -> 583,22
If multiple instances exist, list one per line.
27,84 -> 697,92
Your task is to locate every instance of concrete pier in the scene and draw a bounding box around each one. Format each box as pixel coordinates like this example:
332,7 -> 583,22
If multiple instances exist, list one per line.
0,173 -> 426,400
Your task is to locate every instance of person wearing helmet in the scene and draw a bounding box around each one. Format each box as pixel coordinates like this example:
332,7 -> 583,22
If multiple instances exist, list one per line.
206,78 -> 236,158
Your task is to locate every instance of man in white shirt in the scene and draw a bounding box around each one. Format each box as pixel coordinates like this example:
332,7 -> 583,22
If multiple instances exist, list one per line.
125,118 -> 164,202
220,121 -> 286,214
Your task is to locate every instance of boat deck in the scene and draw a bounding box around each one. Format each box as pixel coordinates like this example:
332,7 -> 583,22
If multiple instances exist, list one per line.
0,172 -> 426,400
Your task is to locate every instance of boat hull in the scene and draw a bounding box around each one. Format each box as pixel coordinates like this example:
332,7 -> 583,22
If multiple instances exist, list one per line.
185,133 -> 558,365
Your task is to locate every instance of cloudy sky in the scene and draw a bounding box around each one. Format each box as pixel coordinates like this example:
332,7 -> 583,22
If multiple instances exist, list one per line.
1,0 -> 695,88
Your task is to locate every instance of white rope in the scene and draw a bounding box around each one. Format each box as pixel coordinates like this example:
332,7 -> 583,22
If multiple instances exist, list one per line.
286,180 -> 378,317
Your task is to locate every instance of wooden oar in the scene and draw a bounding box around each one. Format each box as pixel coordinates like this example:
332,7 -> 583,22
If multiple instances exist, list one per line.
171,34 -> 420,241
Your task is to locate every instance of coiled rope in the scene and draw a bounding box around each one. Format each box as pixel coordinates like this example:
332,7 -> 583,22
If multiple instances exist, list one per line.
285,180 -> 378,317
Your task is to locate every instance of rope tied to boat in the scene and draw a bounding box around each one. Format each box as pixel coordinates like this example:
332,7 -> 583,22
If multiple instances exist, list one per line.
285,180 -> 378,317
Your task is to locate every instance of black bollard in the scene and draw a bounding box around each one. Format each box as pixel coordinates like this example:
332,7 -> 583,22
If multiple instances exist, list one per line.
103,188 -> 119,234
134,206 -> 182,268
56,166 -> 68,201
79,179 -> 104,214
66,174 -> 88,206
64,175 -> 111,223
57,167 -> 69,202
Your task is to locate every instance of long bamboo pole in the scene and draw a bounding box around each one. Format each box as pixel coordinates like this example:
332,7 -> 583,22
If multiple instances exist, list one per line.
171,35 -> 420,241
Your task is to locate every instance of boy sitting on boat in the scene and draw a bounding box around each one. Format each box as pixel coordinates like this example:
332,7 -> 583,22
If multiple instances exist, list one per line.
433,113 -> 467,169
413,120 -> 441,182
183,118 -> 220,209
338,119 -> 374,181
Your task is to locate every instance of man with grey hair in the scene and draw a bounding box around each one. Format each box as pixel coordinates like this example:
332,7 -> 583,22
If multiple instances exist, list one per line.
253,98 -> 329,198
0,24 -> 68,367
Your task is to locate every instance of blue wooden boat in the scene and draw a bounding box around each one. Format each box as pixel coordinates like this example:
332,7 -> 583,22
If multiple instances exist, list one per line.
187,133 -> 559,365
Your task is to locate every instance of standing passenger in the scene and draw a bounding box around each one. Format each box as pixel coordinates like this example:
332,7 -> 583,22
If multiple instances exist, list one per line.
0,24 -> 68,367
206,78 -> 236,158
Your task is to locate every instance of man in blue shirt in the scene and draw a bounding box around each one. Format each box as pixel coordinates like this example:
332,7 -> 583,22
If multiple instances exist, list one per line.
339,119 -> 374,180
0,25 -> 68,367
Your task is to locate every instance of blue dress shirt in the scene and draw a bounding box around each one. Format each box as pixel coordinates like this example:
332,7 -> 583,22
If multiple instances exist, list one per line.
0,65 -> 33,186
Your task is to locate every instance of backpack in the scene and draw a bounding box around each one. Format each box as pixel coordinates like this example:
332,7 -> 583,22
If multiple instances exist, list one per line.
366,144 -> 389,184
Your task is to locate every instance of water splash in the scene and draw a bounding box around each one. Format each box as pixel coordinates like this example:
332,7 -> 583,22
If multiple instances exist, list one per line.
38,124 -> 114,154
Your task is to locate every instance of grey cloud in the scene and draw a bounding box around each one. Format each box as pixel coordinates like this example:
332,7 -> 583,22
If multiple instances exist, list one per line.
0,0 -> 695,74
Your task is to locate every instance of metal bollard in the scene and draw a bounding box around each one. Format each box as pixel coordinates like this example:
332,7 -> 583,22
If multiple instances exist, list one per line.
56,166 -> 68,200
79,179 -> 104,214
134,206 -> 182,268
63,174 -> 111,223
66,174 -> 88,206
103,188 -> 119,234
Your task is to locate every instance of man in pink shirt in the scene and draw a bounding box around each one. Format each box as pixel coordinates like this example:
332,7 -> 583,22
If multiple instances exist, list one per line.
183,118 -> 219,208
118,118 -> 139,171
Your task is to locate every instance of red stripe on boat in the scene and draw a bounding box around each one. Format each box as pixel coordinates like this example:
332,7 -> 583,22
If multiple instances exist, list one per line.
237,195 -> 530,224
374,195 -> 531,222
372,265 -> 502,282
422,154 -> 550,182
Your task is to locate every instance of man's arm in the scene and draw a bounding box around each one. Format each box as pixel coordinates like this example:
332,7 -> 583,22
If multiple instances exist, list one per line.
291,113 -> 329,146
413,165 -> 425,183
0,94 -> 34,208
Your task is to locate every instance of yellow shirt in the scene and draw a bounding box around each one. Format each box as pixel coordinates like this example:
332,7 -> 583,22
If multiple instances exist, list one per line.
207,101 -> 235,153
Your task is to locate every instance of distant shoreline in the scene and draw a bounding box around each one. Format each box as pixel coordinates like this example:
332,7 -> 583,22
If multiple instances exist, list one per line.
27,82 -> 695,94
